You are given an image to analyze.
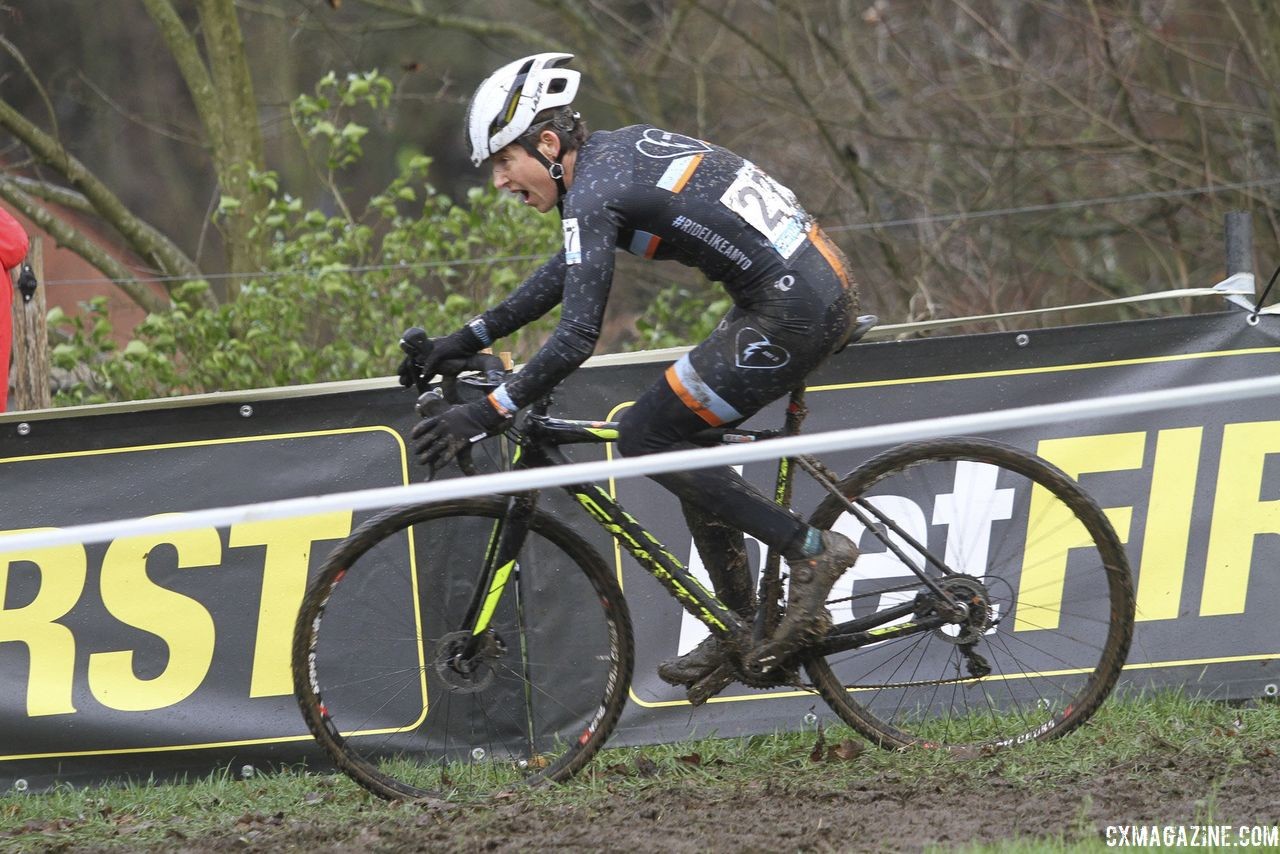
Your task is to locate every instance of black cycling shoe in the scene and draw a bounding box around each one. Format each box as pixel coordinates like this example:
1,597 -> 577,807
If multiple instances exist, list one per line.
752,530 -> 859,673
657,636 -> 723,686
686,662 -> 734,706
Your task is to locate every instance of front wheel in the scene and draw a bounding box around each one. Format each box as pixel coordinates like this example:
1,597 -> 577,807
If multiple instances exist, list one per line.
293,497 -> 634,801
803,438 -> 1134,756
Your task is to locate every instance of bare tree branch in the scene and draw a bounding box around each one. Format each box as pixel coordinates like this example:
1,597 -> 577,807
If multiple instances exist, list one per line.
0,179 -> 171,315
0,98 -> 204,286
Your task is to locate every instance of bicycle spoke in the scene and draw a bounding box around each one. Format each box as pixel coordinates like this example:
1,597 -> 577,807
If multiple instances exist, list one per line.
803,439 -> 1133,754
294,499 -> 633,801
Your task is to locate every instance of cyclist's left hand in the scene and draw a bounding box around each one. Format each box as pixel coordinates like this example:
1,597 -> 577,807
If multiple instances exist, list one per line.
411,398 -> 510,470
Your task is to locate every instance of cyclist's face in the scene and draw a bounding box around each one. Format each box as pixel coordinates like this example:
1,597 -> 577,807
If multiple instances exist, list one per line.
489,132 -> 565,214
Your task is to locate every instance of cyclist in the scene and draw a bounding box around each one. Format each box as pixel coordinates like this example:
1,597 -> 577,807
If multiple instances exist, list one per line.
405,52 -> 860,698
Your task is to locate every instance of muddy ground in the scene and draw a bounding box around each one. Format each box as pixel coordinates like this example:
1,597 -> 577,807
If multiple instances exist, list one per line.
143,745 -> 1279,852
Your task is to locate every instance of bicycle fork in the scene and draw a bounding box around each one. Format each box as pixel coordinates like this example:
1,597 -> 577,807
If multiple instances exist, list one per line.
450,490 -> 542,663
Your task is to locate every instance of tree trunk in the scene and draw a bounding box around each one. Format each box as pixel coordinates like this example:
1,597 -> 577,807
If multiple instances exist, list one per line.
12,237 -> 51,411
142,0 -> 268,296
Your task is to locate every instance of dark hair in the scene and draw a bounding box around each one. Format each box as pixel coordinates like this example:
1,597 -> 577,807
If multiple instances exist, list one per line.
523,106 -> 588,154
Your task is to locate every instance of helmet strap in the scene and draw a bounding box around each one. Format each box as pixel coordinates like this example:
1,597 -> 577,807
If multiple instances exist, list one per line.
518,136 -> 569,204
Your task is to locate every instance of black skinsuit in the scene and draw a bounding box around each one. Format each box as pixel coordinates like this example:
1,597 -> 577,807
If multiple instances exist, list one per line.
472,125 -> 858,610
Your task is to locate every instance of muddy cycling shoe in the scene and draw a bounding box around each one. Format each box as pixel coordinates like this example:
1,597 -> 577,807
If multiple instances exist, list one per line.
686,661 -> 735,706
752,531 -> 859,674
657,636 -> 723,686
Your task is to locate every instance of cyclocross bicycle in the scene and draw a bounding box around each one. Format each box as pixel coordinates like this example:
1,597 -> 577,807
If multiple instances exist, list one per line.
292,321 -> 1135,802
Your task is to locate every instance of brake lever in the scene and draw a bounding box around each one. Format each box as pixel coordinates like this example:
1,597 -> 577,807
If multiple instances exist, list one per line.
399,327 -> 433,394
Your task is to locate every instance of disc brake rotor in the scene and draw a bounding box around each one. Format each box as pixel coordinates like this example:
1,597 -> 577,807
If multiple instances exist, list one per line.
433,630 -> 506,693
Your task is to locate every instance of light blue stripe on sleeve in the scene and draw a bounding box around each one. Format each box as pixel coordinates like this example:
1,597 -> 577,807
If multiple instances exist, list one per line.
672,354 -> 742,423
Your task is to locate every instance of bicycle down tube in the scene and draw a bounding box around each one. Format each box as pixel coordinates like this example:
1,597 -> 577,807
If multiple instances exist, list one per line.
452,407 -> 958,662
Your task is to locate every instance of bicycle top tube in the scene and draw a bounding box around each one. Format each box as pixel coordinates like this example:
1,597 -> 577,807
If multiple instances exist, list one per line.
440,371 -> 784,448
521,412 -> 777,447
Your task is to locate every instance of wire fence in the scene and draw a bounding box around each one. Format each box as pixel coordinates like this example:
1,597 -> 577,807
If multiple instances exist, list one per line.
34,176 -> 1280,288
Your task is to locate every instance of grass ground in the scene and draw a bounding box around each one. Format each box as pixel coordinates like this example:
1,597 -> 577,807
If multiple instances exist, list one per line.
1,692 -> 1276,852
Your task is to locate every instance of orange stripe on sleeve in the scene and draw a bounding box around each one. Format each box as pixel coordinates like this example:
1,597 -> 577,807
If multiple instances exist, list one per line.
670,154 -> 703,193
664,364 -> 725,426
809,226 -> 851,290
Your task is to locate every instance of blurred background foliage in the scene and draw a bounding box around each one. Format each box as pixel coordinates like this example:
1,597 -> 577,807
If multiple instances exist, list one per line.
2,1 -> 1280,402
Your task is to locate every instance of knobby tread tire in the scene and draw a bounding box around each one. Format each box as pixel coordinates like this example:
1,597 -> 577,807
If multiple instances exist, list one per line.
292,497 -> 635,800
802,437 -> 1135,755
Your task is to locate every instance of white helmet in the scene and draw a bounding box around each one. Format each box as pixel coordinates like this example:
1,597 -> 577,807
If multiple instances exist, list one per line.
465,53 -> 580,167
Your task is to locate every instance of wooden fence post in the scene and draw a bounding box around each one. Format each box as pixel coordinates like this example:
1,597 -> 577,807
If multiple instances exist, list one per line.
12,236 -> 51,411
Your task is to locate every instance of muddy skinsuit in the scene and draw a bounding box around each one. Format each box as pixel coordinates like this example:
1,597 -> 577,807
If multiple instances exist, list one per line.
473,124 -> 858,584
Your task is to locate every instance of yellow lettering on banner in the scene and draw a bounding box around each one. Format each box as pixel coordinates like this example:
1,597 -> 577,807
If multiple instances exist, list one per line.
0,532 -> 85,717
1019,433 -> 1143,631
1201,421 -> 1280,616
229,512 -> 352,698
88,520 -> 219,712
1135,427 -> 1202,621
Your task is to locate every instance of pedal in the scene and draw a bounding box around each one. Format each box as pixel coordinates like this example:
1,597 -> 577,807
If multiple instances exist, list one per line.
685,662 -> 734,706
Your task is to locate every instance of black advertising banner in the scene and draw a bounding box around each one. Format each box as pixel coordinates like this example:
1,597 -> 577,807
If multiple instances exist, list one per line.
2,311 -> 1278,788
554,311 -> 1280,745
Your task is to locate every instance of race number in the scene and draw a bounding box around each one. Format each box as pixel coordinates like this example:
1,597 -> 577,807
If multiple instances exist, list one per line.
720,163 -> 809,259
562,217 -> 582,265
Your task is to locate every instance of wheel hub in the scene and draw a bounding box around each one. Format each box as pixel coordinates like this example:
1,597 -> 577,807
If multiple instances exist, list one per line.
934,576 -> 993,645
433,630 -> 506,693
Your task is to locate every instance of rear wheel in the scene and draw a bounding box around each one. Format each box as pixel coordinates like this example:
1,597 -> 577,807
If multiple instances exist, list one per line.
803,438 -> 1134,756
293,497 -> 634,800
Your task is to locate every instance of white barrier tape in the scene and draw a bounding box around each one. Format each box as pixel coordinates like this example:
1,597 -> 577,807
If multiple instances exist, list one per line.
5,372 -> 1280,556
865,287 -> 1240,337
602,287 -> 1256,346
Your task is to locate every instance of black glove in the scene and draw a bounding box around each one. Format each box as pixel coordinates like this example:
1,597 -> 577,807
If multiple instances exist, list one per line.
397,325 -> 484,388
411,397 -> 510,470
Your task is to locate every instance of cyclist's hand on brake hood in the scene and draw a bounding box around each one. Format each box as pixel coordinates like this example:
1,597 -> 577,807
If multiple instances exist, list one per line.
397,325 -> 485,388
412,398 -> 510,470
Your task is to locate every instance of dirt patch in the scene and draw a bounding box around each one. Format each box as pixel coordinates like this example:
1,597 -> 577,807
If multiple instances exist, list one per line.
161,748 -> 1278,853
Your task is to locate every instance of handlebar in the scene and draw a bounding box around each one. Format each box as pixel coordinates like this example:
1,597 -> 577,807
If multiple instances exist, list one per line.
400,327 -> 514,478
400,326 -> 508,395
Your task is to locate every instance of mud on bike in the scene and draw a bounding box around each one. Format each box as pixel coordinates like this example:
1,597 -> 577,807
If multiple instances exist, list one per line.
292,322 -> 1136,802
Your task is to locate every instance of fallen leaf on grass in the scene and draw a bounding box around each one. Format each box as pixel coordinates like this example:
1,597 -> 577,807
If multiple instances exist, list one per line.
676,752 -> 702,766
828,740 -> 866,761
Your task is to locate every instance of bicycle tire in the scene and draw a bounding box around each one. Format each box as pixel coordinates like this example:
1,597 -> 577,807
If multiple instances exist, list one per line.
802,438 -> 1134,756
293,497 -> 634,801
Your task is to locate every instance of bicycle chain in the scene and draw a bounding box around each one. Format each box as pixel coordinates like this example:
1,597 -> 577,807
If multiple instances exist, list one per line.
808,581 -> 988,696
